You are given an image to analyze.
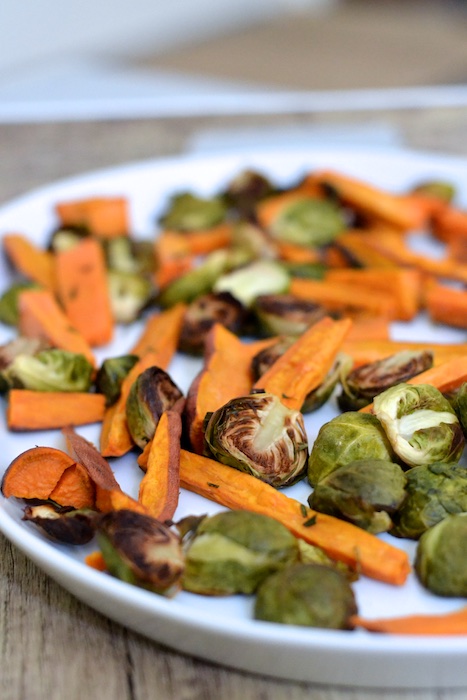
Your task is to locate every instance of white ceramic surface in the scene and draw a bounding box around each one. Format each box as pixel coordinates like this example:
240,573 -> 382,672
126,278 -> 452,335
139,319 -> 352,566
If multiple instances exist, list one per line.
1,148 -> 467,689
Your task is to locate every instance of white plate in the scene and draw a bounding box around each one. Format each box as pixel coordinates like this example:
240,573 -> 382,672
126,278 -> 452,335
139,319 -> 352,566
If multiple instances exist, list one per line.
1,147 -> 467,689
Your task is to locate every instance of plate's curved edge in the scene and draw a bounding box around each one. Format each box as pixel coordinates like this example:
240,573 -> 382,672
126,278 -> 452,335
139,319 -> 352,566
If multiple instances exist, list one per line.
1,146 -> 467,688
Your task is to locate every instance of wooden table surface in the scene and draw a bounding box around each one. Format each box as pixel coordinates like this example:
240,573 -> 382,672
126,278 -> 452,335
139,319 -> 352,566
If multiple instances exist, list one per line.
1,109 -> 467,700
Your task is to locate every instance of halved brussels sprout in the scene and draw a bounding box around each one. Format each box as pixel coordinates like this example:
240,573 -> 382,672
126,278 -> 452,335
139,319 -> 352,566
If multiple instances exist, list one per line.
105,236 -> 155,276
23,504 -> 100,544
301,353 -> 353,414
297,540 -> 358,581
2,348 -> 94,392
223,168 -> 276,217
180,510 -> 299,595
95,354 -> 139,406
392,462 -> 467,539
213,259 -> 290,308
0,282 -> 39,326
107,270 -> 155,324
307,411 -> 396,487
126,366 -> 183,449
254,563 -> 357,629
97,509 -> 184,596
252,293 -> 327,337
230,221 -> 277,261
268,197 -> 345,247
308,458 -> 407,534
157,249 -> 232,307
415,513 -> 467,597
178,291 -> 247,355
48,225 -> 88,253
373,383 -> 465,468
448,382 -> 467,437
158,192 -> 228,231
204,392 -> 308,488
338,350 -> 434,411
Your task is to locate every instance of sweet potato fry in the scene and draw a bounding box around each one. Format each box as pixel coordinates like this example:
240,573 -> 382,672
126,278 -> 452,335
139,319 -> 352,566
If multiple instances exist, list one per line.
55,196 -> 129,238
3,233 -> 56,291
7,390 -> 106,431
289,278 -> 397,319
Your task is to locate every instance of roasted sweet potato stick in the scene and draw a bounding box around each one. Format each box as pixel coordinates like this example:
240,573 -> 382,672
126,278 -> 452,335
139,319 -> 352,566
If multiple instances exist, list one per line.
179,450 -> 410,586
138,410 -> 182,521
253,316 -> 352,410
425,280 -> 467,329
48,464 -> 95,509
55,196 -> 129,238
351,606 -> 467,635
3,233 -> 56,291
7,390 -> 106,431
18,288 -> 95,365
55,238 -> 114,347
289,278 -> 397,319
342,339 -> 467,368
2,446 -> 77,500
130,303 -> 186,359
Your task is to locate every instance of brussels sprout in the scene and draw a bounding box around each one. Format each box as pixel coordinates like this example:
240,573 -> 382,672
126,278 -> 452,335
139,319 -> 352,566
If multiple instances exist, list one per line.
23,504 -> 100,544
392,462 -> 467,539
181,510 -> 299,595
297,540 -> 358,581
252,293 -> 327,337
268,197 -> 345,247
338,350 -> 434,411
2,348 -> 94,392
254,563 -> 357,629
158,192 -> 228,231
411,180 -> 456,204
448,382 -> 467,437
204,392 -> 308,488
307,411 -> 396,487
178,291 -> 247,355
223,168 -> 276,217
158,249 -> 232,307
0,281 -> 39,326
105,235 -> 155,275
97,509 -> 184,596
126,366 -> 183,449
251,336 -> 295,381
415,513 -> 467,596
309,458 -> 407,534
213,259 -> 291,308
95,354 -> 139,406
230,221 -> 277,261
107,270 -> 155,324
48,225 -> 88,253
301,353 -> 353,414
373,383 -> 465,468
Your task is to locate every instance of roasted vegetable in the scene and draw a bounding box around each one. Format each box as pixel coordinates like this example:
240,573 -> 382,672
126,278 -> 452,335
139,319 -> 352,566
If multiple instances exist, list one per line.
0,281 -> 39,326
415,513 -> 467,597
301,352 -> 353,414
230,221 -> 277,261
449,382 -> 467,437
158,249 -> 232,307
178,291 -> 247,355
97,509 -> 184,596
338,350 -> 434,411
180,510 -> 299,595
158,191 -> 228,231
105,235 -> 155,275
411,180 -> 456,204
392,462 -> 467,539
373,383 -> 465,468
2,348 -> 94,393
252,293 -> 327,337
309,458 -> 407,534
297,540 -> 358,581
308,411 -> 396,486
254,563 -> 357,629
95,354 -> 139,406
213,259 -> 290,308
223,168 -> 276,217
125,366 -> 183,449
47,225 -> 88,254
204,392 -> 308,488
267,197 -> 345,247
22,503 -> 99,544
107,270 -> 155,324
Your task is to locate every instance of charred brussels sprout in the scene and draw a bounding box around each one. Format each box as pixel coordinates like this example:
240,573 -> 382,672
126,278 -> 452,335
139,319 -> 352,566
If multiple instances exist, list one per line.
373,383 -> 465,468
95,354 -> 139,406
0,282 -> 38,326
23,504 -> 99,544
268,197 -> 345,247
181,510 -> 299,595
338,350 -> 434,411
392,462 -> 467,539
307,412 -> 396,487
107,270 -> 154,324
2,348 -> 94,392
97,509 -> 184,596
309,459 -> 407,534
126,366 -> 183,449
204,392 -> 308,488
254,563 -> 357,629
178,291 -> 247,355
253,293 -> 327,337
251,336 -> 295,381
415,513 -> 467,597
223,168 -> 276,217
158,192 -> 228,231
213,259 -> 290,308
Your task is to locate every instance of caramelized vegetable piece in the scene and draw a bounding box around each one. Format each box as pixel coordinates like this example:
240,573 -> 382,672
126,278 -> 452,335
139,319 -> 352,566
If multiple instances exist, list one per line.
7,390 -> 106,431
55,196 -> 129,238
253,316 -> 352,410
138,410 -> 182,521
179,292 -> 247,355
2,445 -> 77,500
55,238 -> 114,347
290,278 -> 397,319
3,233 -> 56,291
179,450 -> 410,585
23,504 -> 99,544
48,463 -> 96,509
